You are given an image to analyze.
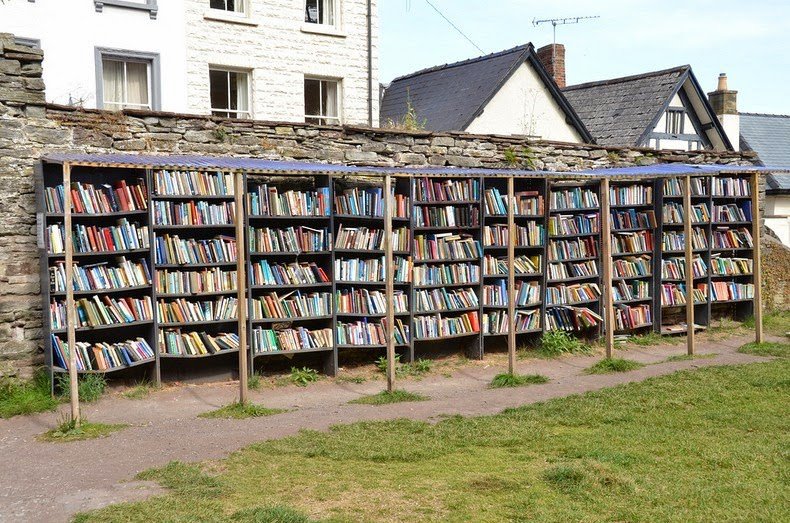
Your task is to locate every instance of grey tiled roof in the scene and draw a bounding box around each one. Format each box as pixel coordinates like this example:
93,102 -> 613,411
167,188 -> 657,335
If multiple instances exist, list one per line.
562,66 -> 688,147
739,113 -> 790,191
380,45 -> 531,131
379,44 -> 591,141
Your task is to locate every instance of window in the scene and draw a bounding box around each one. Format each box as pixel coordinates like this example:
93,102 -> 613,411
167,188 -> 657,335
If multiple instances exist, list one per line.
210,0 -> 244,13
666,109 -> 684,135
94,1 -> 158,19
95,49 -> 160,111
210,69 -> 251,118
304,78 -> 340,125
14,37 -> 41,48
305,0 -> 335,25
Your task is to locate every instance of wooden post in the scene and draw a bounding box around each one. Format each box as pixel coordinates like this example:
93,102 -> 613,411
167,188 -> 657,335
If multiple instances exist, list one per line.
683,175 -> 695,355
384,174 -> 396,392
63,163 -> 80,426
751,172 -> 763,343
507,176 -> 516,374
235,171 -> 249,403
600,178 -> 614,358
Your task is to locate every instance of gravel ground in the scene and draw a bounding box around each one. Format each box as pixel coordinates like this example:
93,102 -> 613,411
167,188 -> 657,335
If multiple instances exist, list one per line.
0,333 -> 775,523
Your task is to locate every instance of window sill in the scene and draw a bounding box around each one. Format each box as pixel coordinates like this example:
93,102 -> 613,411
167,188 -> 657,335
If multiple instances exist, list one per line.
203,10 -> 258,26
300,23 -> 346,38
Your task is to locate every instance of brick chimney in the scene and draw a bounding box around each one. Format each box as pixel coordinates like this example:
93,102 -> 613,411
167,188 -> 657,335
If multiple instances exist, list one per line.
536,44 -> 566,88
708,73 -> 739,151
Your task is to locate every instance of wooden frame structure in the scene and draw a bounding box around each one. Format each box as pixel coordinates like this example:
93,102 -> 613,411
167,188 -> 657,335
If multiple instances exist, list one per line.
36,155 -> 768,415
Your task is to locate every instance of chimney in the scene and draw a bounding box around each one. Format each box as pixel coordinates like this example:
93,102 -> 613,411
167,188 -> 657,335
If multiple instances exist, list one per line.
536,43 -> 566,88
708,73 -> 739,151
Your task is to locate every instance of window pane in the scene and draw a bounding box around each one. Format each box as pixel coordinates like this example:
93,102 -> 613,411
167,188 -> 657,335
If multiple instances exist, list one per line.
322,0 -> 334,25
210,0 -> 226,10
305,0 -> 318,23
125,61 -> 149,106
323,81 -> 338,118
235,73 -> 249,112
210,69 -> 230,110
304,79 -> 321,116
102,59 -> 124,106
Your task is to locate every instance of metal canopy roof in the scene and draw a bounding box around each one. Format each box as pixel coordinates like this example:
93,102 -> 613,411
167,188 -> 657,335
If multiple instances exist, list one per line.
41,152 -> 790,179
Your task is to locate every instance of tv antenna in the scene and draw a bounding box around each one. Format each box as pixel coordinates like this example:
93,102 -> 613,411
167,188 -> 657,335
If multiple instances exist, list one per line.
532,15 -> 600,63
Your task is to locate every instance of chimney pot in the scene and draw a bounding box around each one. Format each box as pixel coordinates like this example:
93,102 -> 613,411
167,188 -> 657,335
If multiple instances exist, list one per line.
717,73 -> 728,91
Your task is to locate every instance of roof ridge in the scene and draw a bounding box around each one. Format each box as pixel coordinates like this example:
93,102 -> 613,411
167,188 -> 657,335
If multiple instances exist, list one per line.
389,43 -> 532,83
740,112 -> 790,118
563,65 -> 690,91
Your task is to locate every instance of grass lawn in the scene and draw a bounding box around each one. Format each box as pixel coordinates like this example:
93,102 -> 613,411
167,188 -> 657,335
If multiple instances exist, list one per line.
584,357 -> 644,374
39,421 -> 128,443
199,402 -> 287,420
349,390 -> 428,405
75,357 -> 789,522
490,373 -> 549,388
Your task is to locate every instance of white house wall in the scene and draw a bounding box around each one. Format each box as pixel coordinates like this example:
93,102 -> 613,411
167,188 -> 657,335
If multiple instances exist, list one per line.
766,194 -> 790,246
464,62 -> 583,142
183,0 -> 377,125
1,0 -> 188,111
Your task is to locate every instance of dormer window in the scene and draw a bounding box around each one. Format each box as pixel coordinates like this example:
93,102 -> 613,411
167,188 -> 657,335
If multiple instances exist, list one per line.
305,0 -> 336,26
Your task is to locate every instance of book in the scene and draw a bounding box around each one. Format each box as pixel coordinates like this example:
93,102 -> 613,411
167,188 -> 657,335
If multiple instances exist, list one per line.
156,268 -> 236,295
483,280 -> 540,307
709,256 -> 753,276
157,297 -> 238,323
251,291 -> 331,320
612,256 -> 651,279
159,330 -> 240,356
155,235 -> 237,265
661,283 -> 707,306
710,282 -> 754,301
415,177 -> 480,202
252,326 -> 333,353
548,238 -> 597,261
483,254 -> 541,276
248,184 -> 330,216
484,188 -> 544,216
51,258 -> 151,293
51,295 -> 153,330
612,230 -> 653,254
483,223 -> 544,247
414,233 -> 482,261
51,335 -> 154,371
549,187 -> 599,210
545,283 -> 601,305
249,226 -> 330,253
614,304 -> 652,330
610,184 -> 652,206
414,287 -> 479,313
334,187 -> 385,217
335,288 -> 408,315
48,219 -> 150,255
250,260 -> 329,286
712,227 -> 753,249
712,203 -> 752,223
414,262 -> 480,286
610,209 -> 656,230
662,228 -> 708,251
413,311 -> 480,339
661,256 -> 707,280
544,306 -> 602,330
415,204 -> 479,228
153,200 -> 236,226
711,177 -> 750,197
482,309 -> 541,334
548,214 -> 599,236
335,225 -> 410,251
612,280 -> 650,302
154,170 -> 234,196
45,179 -> 148,214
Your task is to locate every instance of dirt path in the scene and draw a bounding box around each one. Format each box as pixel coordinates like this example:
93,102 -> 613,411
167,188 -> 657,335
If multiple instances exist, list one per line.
0,334 -> 776,523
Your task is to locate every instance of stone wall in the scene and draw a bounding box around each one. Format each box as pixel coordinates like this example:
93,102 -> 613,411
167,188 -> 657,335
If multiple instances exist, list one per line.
0,33 -> 769,377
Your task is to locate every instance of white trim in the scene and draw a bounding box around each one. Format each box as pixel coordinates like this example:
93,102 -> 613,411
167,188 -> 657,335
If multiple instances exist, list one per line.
300,23 -> 346,38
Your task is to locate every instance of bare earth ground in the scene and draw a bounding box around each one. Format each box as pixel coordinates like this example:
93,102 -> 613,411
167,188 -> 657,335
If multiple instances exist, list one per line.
0,333 -> 778,523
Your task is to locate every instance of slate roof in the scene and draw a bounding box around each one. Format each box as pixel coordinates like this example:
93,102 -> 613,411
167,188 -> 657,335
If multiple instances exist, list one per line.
379,44 -> 592,141
562,66 -> 689,147
739,113 -> 790,192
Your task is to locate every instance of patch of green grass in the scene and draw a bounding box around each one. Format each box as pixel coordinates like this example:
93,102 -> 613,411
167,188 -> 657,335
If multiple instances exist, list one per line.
230,506 -> 315,522
57,373 -> 107,403
663,353 -> 717,363
39,417 -> 128,443
628,332 -> 666,346
743,310 -> 790,337
0,369 -> 59,418
199,401 -> 287,420
585,358 -> 645,374
490,373 -> 549,388
336,375 -> 367,384
738,341 -> 789,358
75,360 -> 790,522
349,389 -> 428,405
289,367 -> 319,387
247,373 -> 262,391
122,381 -> 158,400
376,355 -> 433,379
536,330 -> 591,358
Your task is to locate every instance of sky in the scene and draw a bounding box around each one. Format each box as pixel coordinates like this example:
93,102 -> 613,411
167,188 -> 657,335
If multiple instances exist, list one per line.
379,0 -> 790,114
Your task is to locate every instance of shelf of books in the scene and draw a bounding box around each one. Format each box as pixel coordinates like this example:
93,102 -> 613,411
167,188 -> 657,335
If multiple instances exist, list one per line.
545,180 -> 603,336
481,177 -> 546,342
245,174 -> 335,372
333,176 -> 413,361
412,176 -> 483,357
608,180 -> 657,333
152,169 -> 241,379
39,164 -> 157,382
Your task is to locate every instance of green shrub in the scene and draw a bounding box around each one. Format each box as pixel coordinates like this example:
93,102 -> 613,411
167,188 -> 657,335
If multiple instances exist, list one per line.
289,367 -> 319,387
0,369 -> 59,418
538,331 -> 590,357
57,373 -> 107,402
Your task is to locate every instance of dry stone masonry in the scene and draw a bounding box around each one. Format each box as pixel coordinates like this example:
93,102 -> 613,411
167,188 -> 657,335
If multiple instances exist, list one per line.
0,32 -> 781,377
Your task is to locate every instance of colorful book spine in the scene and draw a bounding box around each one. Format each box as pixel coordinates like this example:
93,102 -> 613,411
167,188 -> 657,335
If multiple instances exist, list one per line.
414,262 -> 480,286
248,184 -> 331,216
51,335 -> 155,371
155,235 -> 237,265
413,311 -> 480,339
154,170 -> 234,196
549,187 -> 599,209
544,306 -> 602,331
156,297 -> 238,323
612,256 -> 651,279
483,255 -> 541,276
48,219 -> 150,255
159,330 -> 240,356
610,184 -> 652,206
415,204 -> 479,228
336,288 -> 408,315
250,260 -> 329,286
483,223 -> 544,247
51,258 -> 151,293
46,179 -> 148,214
51,296 -> 153,330
251,291 -> 331,320
415,177 -> 480,202
156,268 -> 236,295
249,226 -> 330,253
153,200 -> 236,226
252,327 -> 333,353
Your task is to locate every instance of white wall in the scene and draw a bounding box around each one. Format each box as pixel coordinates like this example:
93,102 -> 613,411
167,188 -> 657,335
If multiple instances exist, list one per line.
183,0 -> 377,125
766,194 -> 790,246
464,62 -> 583,143
1,0 -> 188,111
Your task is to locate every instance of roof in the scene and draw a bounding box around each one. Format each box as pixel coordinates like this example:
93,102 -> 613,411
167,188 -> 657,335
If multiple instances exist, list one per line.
379,44 -> 592,141
42,153 -> 785,179
563,66 -> 691,147
739,113 -> 790,192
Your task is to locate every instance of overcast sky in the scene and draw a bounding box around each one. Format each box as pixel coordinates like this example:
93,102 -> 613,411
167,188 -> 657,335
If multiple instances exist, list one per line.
379,0 -> 790,114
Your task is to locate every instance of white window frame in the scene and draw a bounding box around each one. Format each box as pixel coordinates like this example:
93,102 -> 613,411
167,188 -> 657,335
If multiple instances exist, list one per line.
209,67 -> 252,119
304,77 -> 342,125
666,108 -> 685,135
209,0 -> 247,14
304,0 -> 339,27
95,48 -> 160,111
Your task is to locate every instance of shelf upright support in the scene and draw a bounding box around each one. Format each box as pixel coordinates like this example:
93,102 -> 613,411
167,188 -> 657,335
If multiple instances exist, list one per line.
683,175 -> 695,355
234,170 -> 249,403
63,162 -> 80,426
384,173 -> 396,392
507,175 -> 516,374
600,177 -> 614,358
751,172 -> 763,343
